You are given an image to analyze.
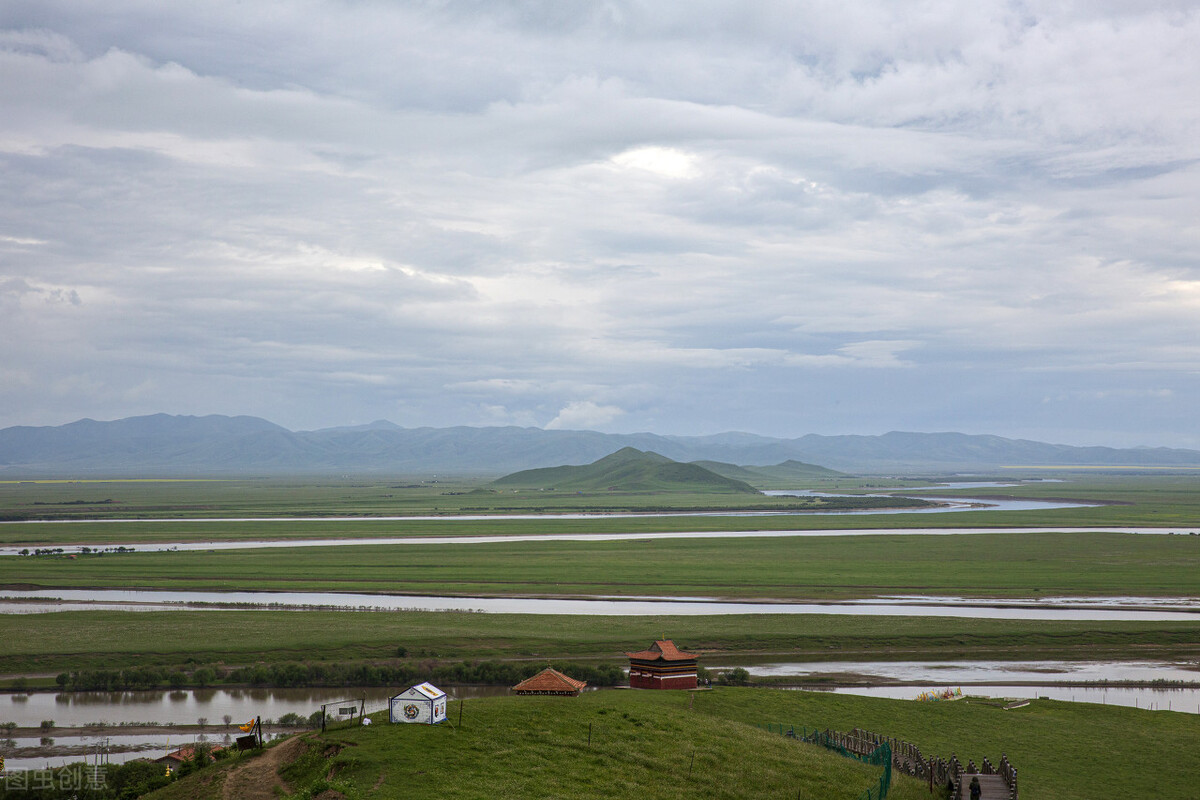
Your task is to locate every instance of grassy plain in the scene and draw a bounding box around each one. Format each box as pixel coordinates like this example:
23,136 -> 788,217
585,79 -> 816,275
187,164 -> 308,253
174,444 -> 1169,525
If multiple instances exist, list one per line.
144,687 -> 1200,800
0,471 -> 1198,528
4,609 -> 1200,675
4,531 -> 1200,599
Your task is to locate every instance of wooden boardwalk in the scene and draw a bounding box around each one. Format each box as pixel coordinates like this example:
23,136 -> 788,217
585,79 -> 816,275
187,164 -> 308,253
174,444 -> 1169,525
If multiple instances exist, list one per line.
961,773 -> 1009,799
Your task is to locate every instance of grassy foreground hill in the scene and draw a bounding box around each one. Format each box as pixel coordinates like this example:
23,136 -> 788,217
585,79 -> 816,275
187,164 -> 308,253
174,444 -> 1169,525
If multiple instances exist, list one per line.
146,690 -> 928,800
491,447 -> 760,493
143,687 -> 1200,800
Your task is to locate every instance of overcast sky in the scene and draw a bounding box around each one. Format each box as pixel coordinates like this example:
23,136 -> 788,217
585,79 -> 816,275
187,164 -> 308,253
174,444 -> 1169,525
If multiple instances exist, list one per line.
2,1 -> 1198,446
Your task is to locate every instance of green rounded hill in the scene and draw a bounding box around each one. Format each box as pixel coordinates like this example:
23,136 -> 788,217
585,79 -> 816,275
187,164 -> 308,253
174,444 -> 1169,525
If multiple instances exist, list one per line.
492,447 -> 760,494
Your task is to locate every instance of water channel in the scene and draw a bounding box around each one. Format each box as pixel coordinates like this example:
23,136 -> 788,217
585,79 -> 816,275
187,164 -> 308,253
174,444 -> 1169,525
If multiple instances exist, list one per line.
5,525 -> 1199,560
3,588 -> 1199,620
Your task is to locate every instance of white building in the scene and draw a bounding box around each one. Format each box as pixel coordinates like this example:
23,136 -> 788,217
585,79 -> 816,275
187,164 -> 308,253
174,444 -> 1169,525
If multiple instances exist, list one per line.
389,682 -> 448,725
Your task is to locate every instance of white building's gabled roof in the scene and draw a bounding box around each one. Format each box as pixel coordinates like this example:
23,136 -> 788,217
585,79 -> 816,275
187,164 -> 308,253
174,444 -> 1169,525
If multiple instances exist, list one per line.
390,682 -> 446,702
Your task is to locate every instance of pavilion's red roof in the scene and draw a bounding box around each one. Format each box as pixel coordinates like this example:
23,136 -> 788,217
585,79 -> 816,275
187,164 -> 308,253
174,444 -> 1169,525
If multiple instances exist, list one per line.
512,667 -> 588,694
625,639 -> 697,662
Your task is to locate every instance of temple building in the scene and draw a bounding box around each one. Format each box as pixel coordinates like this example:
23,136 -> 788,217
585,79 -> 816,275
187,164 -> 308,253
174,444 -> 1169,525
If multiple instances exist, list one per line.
625,639 -> 699,689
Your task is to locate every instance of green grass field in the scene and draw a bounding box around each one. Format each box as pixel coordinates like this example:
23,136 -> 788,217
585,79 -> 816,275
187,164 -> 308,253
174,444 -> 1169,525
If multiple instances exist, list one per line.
5,531 -> 1200,599
3,609 -> 1199,676
143,687 -> 1200,800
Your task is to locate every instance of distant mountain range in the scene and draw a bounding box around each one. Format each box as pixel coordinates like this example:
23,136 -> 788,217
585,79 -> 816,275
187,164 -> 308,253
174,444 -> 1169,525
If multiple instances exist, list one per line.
2,413 -> 1199,476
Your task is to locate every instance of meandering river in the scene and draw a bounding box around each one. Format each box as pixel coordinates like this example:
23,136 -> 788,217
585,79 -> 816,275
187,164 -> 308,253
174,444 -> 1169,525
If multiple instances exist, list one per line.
3,588 -> 1198,620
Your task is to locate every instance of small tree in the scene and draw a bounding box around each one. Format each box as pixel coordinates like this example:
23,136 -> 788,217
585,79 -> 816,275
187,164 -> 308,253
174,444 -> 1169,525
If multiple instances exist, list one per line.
222,714 -> 232,726
719,667 -> 751,686
40,720 -> 55,731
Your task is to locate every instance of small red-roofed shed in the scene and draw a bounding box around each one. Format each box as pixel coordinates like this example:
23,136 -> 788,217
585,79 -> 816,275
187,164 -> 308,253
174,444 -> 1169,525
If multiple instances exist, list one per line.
625,639 -> 699,689
512,667 -> 588,696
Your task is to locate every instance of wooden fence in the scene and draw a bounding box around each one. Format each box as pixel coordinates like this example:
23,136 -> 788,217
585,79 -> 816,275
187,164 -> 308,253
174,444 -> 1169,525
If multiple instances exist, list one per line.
763,724 -> 892,800
762,724 -> 1018,800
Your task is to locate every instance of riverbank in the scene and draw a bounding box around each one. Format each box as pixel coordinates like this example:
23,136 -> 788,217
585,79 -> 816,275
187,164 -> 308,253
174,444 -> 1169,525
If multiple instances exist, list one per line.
3,609 -> 1200,681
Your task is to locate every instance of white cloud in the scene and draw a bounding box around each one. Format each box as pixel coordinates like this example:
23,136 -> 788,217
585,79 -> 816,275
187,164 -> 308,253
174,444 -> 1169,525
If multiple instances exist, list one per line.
545,401 -> 625,430
611,146 -> 699,178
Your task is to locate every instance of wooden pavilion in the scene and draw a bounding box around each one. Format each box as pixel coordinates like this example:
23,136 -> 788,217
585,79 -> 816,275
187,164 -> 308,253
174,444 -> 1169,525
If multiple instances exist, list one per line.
512,667 -> 588,696
625,639 -> 699,689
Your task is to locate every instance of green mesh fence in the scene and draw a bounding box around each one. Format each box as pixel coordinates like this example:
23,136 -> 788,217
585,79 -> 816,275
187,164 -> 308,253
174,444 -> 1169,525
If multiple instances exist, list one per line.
761,724 -> 892,800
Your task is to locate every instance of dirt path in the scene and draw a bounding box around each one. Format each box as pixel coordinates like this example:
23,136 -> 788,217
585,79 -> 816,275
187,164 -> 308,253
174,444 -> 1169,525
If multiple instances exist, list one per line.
221,735 -> 307,800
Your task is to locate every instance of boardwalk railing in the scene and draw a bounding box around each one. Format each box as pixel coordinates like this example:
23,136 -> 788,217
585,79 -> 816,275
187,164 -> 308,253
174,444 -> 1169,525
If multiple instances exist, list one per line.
761,724 -> 1018,800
